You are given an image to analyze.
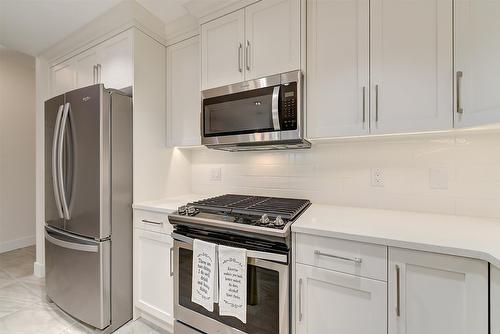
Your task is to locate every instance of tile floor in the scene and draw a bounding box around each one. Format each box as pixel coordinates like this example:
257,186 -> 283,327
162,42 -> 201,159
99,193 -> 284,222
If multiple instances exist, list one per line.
0,246 -> 165,334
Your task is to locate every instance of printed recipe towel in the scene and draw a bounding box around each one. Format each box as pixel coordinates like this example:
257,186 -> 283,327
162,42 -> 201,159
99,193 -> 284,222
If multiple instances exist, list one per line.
218,245 -> 247,323
192,239 -> 218,312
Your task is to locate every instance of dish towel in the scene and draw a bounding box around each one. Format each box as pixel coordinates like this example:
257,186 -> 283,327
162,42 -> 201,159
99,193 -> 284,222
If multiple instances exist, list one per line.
192,239 -> 218,312
218,245 -> 247,323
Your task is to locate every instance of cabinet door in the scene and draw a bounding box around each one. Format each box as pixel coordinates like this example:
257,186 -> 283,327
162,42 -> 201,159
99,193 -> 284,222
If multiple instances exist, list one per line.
75,48 -> 98,89
98,31 -> 133,90
134,229 -> 173,325
244,0 -> 301,80
295,263 -> 386,334
307,0 -> 369,138
492,265 -> 500,334
388,248 -> 488,334
370,0 -> 453,134
455,0 -> 500,127
166,36 -> 201,147
201,10 -> 245,90
50,59 -> 75,97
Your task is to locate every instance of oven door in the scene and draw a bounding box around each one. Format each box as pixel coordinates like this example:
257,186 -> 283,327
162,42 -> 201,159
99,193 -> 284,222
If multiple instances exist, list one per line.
173,235 -> 289,334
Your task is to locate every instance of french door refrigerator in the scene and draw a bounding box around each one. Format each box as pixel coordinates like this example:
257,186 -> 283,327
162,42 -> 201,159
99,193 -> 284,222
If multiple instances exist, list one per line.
44,84 -> 132,332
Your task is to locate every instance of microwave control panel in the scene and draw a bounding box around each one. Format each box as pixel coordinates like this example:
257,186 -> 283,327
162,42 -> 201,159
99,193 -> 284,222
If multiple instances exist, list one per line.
280,82 -> 298,130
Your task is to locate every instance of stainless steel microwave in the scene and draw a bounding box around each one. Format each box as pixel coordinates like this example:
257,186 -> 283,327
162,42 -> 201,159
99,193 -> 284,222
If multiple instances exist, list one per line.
201,70 -> 310,151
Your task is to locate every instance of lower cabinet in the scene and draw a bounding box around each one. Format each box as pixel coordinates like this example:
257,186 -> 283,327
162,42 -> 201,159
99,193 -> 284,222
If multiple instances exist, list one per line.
134,228 -> 174,327
491,265 -> 500,334
388,247 -> 489,334
295,263 -> 387,334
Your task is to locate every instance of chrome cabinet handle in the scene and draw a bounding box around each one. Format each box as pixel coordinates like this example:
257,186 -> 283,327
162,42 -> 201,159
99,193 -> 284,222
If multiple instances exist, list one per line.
396,264 -> 401,317
271,86 -> 281,130
96,64 -> 102,83
298,278 -> 303,321
170,247 -> 174,277
375,84 -> 380,122
245,40 -> 251,71
456,71 -> 464,114
52,105 -> 65,219
314,250 -> 362,264
238,43 -> 243,73
141,219 -> 163,226
362,86 -> 366,123
58,103 -> 71,220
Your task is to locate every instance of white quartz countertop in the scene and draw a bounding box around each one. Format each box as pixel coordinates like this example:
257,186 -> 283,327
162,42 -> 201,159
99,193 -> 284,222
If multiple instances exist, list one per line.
292,204 -> 500,268
132,194 -> 209,214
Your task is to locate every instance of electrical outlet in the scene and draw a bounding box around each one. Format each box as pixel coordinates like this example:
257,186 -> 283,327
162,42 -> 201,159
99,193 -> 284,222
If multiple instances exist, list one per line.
371,168 -> 384,187
429,168 -> 448,190
210,167 -> 222,182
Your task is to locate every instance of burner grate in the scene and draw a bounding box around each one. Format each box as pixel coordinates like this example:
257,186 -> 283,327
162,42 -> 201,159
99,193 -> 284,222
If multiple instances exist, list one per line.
190,194 -> 310,220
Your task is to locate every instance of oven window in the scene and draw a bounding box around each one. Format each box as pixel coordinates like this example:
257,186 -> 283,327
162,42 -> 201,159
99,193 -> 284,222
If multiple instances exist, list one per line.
179,248 -> 280,334
203,86 -> 276,137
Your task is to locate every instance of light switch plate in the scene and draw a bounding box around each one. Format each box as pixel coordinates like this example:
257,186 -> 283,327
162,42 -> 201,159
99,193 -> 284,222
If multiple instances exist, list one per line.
429,168 -> 448,190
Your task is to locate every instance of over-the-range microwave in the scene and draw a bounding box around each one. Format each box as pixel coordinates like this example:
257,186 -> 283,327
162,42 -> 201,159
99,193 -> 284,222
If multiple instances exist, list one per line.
201,70 -> 310,151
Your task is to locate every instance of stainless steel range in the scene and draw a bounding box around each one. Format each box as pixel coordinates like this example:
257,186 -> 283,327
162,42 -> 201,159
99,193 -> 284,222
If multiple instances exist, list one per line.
169,194 -> 310,334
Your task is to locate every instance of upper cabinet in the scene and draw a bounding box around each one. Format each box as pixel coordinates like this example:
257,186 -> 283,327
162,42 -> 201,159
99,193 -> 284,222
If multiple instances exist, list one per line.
244,0 -> 301,81
201,10 -> 245,90
50,29 -> 133,97
370,0 -> 453,134
307,0 -> 453,139
455,0 -> 500,128
307,0 -> 369,138
166,35 -> 201,147
201,0 -> 301,90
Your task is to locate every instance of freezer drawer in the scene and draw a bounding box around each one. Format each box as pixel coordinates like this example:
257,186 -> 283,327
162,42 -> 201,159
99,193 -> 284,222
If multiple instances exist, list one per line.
45,227 -> 110,329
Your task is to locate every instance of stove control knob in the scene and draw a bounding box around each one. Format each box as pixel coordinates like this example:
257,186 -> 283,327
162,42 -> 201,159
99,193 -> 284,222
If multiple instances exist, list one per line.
187,206 -> 196,216
260,214 -> 270,225
274,216 -> 285,227
178,205 -> 187,215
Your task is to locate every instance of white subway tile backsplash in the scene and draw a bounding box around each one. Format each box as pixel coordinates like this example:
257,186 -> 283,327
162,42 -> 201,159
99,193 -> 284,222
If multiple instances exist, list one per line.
190,131 -> 500,219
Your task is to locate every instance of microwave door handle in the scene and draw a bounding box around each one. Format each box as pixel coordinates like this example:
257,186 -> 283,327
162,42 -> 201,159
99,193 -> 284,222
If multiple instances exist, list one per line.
271,86 -> 281,131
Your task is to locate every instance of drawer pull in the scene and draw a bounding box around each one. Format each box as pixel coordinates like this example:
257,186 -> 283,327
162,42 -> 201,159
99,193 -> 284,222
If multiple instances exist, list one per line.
314,250 -> 362,264
298,278 -> 303,321
141,219 -> 163,226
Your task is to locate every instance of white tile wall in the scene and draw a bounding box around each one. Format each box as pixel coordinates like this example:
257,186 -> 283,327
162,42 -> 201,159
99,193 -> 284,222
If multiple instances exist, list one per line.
190,131 -> 500,219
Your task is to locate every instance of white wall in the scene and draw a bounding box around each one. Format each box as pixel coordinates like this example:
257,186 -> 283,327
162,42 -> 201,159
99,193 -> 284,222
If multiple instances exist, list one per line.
191,131 -> 500,219
0,48 -> 36,253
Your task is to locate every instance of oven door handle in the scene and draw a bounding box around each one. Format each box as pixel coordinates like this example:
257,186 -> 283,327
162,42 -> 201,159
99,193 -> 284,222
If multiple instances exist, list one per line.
171,232 -> 288,264
271,85 -> 281,131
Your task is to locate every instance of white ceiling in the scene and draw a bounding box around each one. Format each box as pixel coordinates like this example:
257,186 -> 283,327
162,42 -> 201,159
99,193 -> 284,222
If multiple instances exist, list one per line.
0,0 -> 237,56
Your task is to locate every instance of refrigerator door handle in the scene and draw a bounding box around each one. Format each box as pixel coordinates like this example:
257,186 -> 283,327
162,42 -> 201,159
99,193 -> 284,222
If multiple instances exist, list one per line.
58,103 -> 71,220
45,229 -> 98,253
52,104 -> 65,219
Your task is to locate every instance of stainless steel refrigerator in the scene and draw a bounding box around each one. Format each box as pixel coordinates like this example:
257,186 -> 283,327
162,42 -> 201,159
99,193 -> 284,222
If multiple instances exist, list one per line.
44,84 -> 132,332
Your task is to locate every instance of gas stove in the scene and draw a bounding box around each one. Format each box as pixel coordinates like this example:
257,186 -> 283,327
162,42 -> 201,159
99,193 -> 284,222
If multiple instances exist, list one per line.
168,194 -> 310,240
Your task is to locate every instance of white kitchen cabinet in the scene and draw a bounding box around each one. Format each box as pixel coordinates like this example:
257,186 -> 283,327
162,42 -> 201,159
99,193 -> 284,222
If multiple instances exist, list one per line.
201,10 -> 245,90
134,228 -> 174,327
201,0 -> 301,89
50,29 -> 133,96
388,247 -> 488,334
295,263 -> 387,334
166,35 -> 201,147
306,0 -> 369,138
244,0 -> 300,81
370,0 -> 453,134
75,48 -> 99,88
455,0 -> 500,128
98,31 -> 133,90
492,265 -> 500,334
50,59 -> 76,96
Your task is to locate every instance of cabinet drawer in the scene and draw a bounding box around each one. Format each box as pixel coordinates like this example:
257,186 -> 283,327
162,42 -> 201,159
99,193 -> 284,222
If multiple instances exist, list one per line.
134,210 -> 172,235
296,233 -> 387,281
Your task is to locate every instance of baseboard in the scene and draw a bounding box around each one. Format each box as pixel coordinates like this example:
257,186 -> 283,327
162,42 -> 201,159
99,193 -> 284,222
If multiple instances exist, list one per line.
0,235 -> 35,254
34,261 -> 45,278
